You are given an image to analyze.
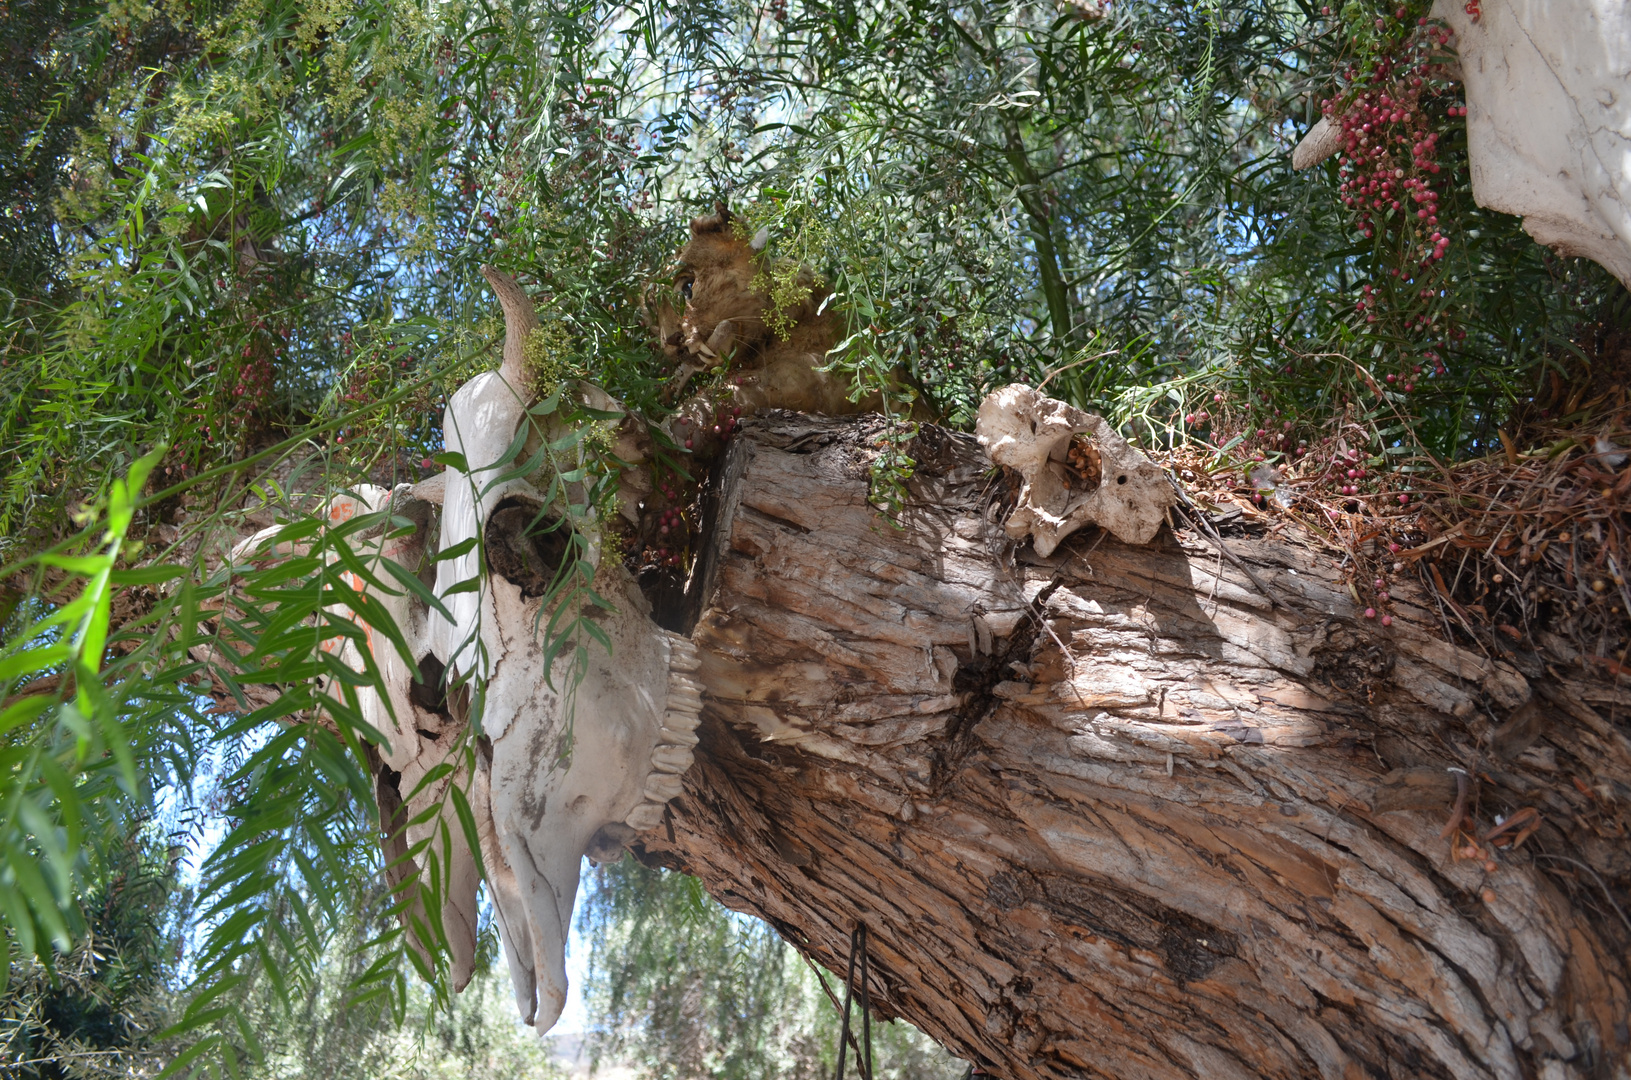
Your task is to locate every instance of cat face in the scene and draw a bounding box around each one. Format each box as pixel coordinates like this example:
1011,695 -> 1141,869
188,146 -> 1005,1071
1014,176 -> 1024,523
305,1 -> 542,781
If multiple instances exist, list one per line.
647,203 -> 857,418
651,205 -> 787,366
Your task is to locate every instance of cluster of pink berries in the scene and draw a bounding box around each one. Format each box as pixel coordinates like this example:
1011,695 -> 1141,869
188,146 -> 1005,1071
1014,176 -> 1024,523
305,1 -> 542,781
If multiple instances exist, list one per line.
1355,282 -> 1377,323
711,405 -> 743,438
655,505 -> 685,536
676,403 -> 744,450
233,352 -> 275,406
229,316 -> 287,410
1364,542 -> 1410,627
186,403 -> 218,448
1243,410 -> 1300,460
648,480 -> 694,569
1242,425 -> 1405,506
1326,13 -> 1459,268
1363,585 -> 1395,626
1324,5 -> 1467,262
1333,448 -> 1372,495
1319,6 -> 1477,395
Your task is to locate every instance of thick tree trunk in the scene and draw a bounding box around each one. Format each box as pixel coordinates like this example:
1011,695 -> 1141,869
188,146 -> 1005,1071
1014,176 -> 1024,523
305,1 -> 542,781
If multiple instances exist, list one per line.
635,414 -> 1631,1080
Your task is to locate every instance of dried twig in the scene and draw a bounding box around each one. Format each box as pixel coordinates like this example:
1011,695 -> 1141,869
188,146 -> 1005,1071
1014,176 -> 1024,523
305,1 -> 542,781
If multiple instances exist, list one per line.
1165,476 -> 1283,610
1147,409 -> 1631,680
1532,853 -> 1631,933
1439,768 -> 1471,840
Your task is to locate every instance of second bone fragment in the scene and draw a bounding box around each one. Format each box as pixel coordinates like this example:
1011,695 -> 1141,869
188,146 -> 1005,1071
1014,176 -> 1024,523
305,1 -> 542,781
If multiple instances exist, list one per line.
976,384 -> 1174,556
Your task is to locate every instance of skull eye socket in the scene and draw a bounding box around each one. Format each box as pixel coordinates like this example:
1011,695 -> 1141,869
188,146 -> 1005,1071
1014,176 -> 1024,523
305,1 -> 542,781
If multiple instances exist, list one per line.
486,495 -> 575,599
679,278 -> 694,301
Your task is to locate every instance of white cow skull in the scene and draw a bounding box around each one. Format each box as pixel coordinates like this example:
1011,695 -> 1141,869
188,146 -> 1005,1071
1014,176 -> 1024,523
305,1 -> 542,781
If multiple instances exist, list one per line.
263,268 -> 701,1034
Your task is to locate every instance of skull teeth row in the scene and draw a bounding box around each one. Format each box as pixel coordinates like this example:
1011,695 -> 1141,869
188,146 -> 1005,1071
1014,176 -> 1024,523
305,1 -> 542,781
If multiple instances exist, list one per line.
669,638 -> 702,672
622,634 -> 706,834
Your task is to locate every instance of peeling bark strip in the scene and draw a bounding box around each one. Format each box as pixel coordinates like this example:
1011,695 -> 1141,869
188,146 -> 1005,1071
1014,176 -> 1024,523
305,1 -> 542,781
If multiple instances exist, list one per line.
635,414 -> 1631,1080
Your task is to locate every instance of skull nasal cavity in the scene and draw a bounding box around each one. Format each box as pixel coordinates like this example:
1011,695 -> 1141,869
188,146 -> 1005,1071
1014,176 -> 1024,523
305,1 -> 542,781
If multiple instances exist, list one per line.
486,496 -> 575,598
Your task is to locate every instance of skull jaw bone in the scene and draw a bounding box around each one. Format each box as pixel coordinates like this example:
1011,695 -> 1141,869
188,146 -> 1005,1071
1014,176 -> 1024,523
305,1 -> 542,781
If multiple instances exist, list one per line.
473,565 -> 698,1031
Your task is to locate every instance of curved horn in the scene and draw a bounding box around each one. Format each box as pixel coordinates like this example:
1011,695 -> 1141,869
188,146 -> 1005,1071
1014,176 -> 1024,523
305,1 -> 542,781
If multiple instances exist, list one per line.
481,265 -> 539,395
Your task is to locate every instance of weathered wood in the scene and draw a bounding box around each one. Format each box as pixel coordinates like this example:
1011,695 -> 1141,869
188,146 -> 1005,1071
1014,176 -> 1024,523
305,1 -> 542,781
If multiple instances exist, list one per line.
636,414 -> 1631,1080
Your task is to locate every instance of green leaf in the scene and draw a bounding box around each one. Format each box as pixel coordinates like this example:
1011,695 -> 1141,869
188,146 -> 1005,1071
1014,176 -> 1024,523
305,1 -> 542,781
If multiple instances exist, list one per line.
154,1033 -> 223,1078
381,558 -> 454,622
0,644 -> 73,683
432,451 -> 469,472
447,781 -> 488,881
3,839 -> 72,951
434,536 -> 479,561
478,441 -> 551,498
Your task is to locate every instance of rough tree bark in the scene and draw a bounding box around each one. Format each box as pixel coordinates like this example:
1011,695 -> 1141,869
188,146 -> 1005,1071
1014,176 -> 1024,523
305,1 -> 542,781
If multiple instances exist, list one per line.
633,412 -> 1631,1080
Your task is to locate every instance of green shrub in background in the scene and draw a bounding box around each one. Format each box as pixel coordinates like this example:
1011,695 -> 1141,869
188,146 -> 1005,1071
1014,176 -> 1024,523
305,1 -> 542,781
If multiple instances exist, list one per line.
580,858 -> 957,1080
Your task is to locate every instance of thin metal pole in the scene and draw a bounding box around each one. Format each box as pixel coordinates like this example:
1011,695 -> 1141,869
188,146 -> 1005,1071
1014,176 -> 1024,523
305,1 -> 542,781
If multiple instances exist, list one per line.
833,924 -> 859,1080
858,923 -> 873,1080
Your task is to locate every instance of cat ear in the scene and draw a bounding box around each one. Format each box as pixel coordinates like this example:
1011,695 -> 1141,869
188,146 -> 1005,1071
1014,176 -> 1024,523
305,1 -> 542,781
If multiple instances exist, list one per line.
690,209 -> 728,235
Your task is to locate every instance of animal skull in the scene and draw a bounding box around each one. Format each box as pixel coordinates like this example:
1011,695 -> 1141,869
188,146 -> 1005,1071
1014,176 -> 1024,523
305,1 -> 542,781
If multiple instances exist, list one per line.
273,267 -> 701,1034
976,384 -> 1174,555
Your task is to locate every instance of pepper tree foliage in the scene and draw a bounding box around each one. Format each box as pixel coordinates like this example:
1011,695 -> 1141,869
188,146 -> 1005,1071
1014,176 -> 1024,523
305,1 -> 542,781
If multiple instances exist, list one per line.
0,0 -> 1624,1072
0,830 -> 183,1079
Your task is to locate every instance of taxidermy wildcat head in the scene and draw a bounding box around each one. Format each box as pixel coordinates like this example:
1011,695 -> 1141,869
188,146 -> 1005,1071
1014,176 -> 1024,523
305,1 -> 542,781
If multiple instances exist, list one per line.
650,201 -> 861,418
